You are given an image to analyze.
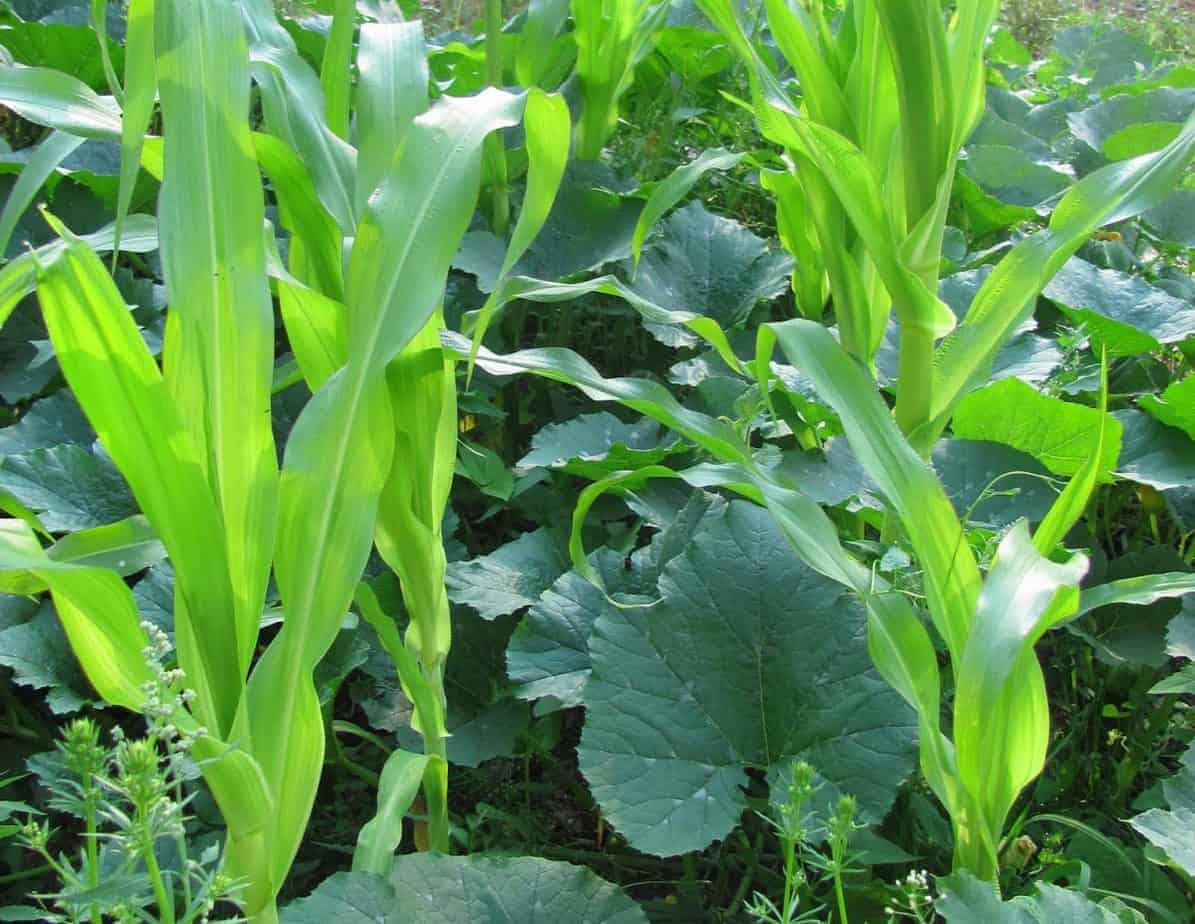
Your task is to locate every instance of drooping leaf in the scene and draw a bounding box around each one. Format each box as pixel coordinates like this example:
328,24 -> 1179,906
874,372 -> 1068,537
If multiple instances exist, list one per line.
352,748 -> 429,877
578,499 -> 915,856
1130,745 -> 1195,876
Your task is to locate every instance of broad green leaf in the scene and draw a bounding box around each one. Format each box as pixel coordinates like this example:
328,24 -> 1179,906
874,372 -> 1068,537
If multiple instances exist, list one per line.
951,378 -> 1122,478
630,148 -> 742,267
446,528 -> 570,620
1115,410 -> 1195,491
1068,89 -> 1195,157
1130,746 -> 1195,876
0,65 -> 121,137
355,20 -> 428,210
1142,188 -> 1195,246
352,749 -> 429,877
157,0 -> 278,677
33,227 -> 239,736
0,443 -> 136,532
762,319 -> 980,664
0,214 -> 158,323
577,500 -> 915,855
938,873 -> 1127,923
388,855 -> 649,923
508,549 -> 649,710
932,440 -> 1056,529
629,201 -> 792,332
516,411 -> 679,480
0,392 -> 91,456
1044,257 -> 1195,356
283,857 -> 648,923
0,598 -> 89,712
1169,599 -> 1195,660
1139,376 -> 1195,440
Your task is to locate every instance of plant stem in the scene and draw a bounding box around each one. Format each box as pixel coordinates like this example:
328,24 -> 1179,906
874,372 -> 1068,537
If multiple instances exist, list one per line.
144,838 -> 175,924
894,323 -> 935,445
833,869 -> 849,924
484,0 -> 509,235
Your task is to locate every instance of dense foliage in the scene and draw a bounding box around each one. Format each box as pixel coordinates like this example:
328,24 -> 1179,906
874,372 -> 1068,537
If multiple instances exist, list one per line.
0,0 -> 1193,921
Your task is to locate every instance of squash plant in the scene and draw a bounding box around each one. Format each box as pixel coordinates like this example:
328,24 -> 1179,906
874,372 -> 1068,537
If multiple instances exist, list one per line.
0,0 -> 568,919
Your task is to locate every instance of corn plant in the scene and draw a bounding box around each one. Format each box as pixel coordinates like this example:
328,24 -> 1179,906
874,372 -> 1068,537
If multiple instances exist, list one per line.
449,1 -> 1195,883
572,0 -> 670,159
0,1 -> 568,918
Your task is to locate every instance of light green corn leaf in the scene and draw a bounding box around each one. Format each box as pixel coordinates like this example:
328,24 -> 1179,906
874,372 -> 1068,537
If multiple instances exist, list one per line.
930,111 -> 1195,442
189,734 -> 277,917
761,319 -> 980,664
254,132 -> 344,299
353,748 -> 430,877
760,167 -> 825,319
0,215 -> 159,322
1033,352 -> 1109,555
0,131 -> 83,257
374,314 -> 456,667
0,487 -> 51,544
863,590 -> 958,812
157,0 -> 278,679
871,0 -> 952,216
320,0 -> 356,141
516,0 -> 572,87
1075,572 -> 1195,619
266,236 -> 347,392
0,66 -> 122,138
631,147 -> 742,270
446,331 -> 750,465
354,582 -> 446,741
466,89 -> 570,371
239,0 -> 357,232
572,0 -> 668,159
946,0 -> 999,150
954,522 -> 1087,852
241,641 -> 326,895
845,6 -> 899,176
0,519 -> 152,712
0,515 -> 165,596
446,334 -> 872,592
89,0 -> 122,102
114,0 -> 155,260
502,90 -> 571,277
763,0 -> 850,131
356,20 -> 429,212
261,90 -> 527,886
465,274 -> 743,380
767,115 -> 956,339
32,222 -> 240,738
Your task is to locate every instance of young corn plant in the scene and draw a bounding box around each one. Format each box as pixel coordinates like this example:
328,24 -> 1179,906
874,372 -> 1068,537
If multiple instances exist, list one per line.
0,0 -> 568,917
449,0 -> 1195,883
571,0 -> 669,159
